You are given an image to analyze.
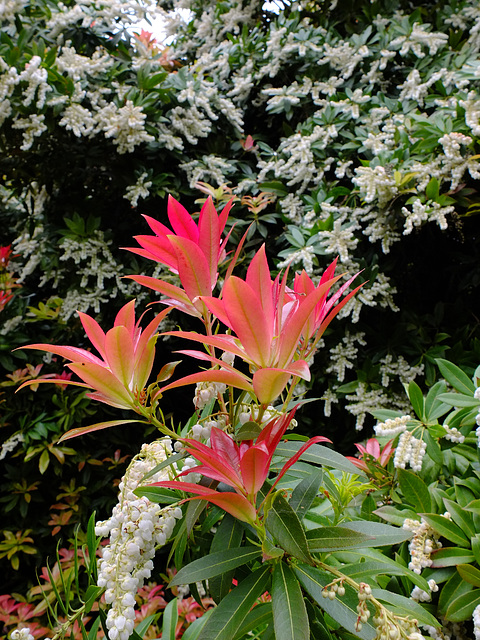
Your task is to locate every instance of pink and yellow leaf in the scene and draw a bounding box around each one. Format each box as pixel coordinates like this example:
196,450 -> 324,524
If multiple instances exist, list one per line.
58,419 -> 150,442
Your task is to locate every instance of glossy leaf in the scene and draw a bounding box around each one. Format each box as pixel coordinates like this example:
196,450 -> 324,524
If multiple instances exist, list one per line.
436,358 -> 476,395
306,526 -> 373,551
294,564 -> 376,640
431,547 -> 476,567
397,469 -> 432,513
274,442 -> 361,475
340,521 -> 413,547
232,603 -> 272,640
457,564 -> 480,588
209,515 -> 244,604
407,381 -> 425,420
421,514 -> 470,547
445,588 -> 480,622
197,567 -> 271,640
265,492 -> 312,564
289,468 -> 323,518
162,598 -> 178,640
169,547 -> 262,587
371,589 -> 439,627
272,562 -> 309,640
438,571 -> 472,616
443,498 -> 476,538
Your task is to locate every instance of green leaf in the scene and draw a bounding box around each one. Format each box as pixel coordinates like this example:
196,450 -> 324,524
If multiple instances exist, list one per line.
169,547 -> 262,587
135,486 -> 180,504
272,562 -> 309,640
457,564 -> 480,588
333,549 -> 429,591
266,492 -> 312,564
341,521 -> 412,546
294,564 -> 376,640
275,442 -> 362,475
197,567 -> 271,640
431,547 -> 476,567
373,505 -> 420,526
235,421 -> 262,441
142,452 -> 185,480
209,515 -> 244,604
445,588 -> 480,622
437,392 -> 477,408
425,176 -> 440,201
290,468 -> 323,518
162,597 -> 178,640
436,359 -> 475,395
183,610 -> 214,640
306,526 -> 373,551
421,514 -> 470,547
233,602 -> 272,640
407,381 -> 425,420
423,430 -> 443,465
443,498 -> 476,538
472,534 -> 480,565
397,469 -> 432,512
371,589 -> 439,627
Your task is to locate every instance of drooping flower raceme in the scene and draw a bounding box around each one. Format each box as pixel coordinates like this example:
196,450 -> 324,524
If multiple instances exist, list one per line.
95,439 -> 183,640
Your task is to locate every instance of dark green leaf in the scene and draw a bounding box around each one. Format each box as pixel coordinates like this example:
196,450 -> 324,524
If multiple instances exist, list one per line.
438,571 -> 472,616
197,567 -> 271,640
436,359 -> 475,395
457,564 -> 480,588
294,564 -> 376,640
233,603 -> 272,640
209,515 -> 244,604
274,442 -> 362,475
443,498 -> 476,538
431,547 -> 475,567
397,469 -> 432,512
371,589 -> 439,627
407,381 -> 425,420
266,492 -> 312,564
341,521 -> 412,547
445,588 -> 480,622
272,562 -> 309,640
421,515 -> 470,547
290,468 -> 323,518
306,526 -> 373,551
169,547 -> 262,587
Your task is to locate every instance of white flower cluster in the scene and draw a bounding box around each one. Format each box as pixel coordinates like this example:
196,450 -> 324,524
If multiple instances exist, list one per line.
95,439 -> 183,640
390,22 -> 448,58
393,431 -> 427,472
0,432 -> 24,461
124,172 -> 152,208
411,579 -> 438,602
326,332 -> 366,383
193,380 -> 227,410
352,166 -> 398,208
374,415 -> 411,437
401,199 -> 453,236
379,355 -> 424,388
474,603 -> 480,640
345,385 -> 410,430
10,628 -> 35,640
403,517 -> 442,574
443,425 -> 464,444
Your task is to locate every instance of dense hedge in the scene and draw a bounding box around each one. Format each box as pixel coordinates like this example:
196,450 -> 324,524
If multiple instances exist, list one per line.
1,0 -> 480,619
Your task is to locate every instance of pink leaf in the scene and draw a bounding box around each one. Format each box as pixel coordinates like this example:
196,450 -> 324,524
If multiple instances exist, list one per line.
160,369 -> 253,396
67,362 -> 134,409
252,368 -> 292,405
104,326 -> 135,389
58,419 -> 149,442
222,276 -> 271,367
77,312 -> 106,360
167,195 -> 199,242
